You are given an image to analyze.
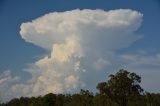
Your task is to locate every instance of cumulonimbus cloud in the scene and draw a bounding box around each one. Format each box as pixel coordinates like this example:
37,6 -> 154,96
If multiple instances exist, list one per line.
0,9 -> 144,102
20,9 -> 143,50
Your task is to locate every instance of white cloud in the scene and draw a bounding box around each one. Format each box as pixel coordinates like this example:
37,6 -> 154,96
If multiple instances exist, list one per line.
0,71 -> 20,102
0,9 -> 145,102
93,58 -> 111,70
121,53 -> 160,67
20,9 -> 143,50
20,36 -> 84,96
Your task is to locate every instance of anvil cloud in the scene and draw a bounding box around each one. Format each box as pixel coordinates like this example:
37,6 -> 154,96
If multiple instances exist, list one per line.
0,9 -> 144,102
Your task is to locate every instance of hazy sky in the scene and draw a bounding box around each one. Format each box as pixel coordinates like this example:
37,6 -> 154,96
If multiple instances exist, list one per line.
0,0 -> 160,102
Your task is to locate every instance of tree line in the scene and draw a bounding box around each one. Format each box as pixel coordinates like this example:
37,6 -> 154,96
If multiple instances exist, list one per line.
1,69 -> 160,106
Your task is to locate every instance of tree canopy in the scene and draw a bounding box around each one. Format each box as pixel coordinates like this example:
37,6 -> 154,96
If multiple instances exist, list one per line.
97,69 -> 143,106
1,69 -> 160,106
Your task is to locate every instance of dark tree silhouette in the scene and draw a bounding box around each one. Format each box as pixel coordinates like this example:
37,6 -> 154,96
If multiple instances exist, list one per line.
97,69 -> 143,106
2,69 -> 160,106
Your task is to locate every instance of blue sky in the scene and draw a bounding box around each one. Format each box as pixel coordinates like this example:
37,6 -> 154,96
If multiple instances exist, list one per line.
0,0 -> 160,102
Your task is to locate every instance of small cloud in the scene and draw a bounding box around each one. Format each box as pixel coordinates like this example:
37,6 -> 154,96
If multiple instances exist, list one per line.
94,58 -> 111,70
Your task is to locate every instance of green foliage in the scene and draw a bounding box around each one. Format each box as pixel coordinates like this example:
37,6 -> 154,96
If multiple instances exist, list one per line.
93,93 -> 117,106
1,69 -> 160,106
42,93 -> 56,106
97,69 -> 143,106
67,89 -> 94,106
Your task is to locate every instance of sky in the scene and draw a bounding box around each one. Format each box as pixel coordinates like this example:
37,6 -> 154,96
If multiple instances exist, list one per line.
0,0 -> 160,102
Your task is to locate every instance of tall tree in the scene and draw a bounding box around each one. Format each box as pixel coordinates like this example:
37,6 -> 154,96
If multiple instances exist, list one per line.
96,69 -> 143,106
